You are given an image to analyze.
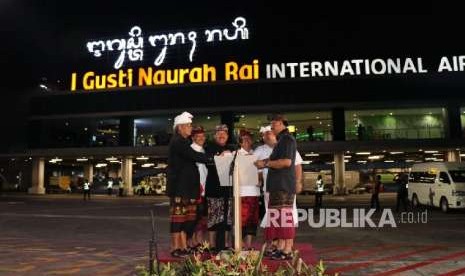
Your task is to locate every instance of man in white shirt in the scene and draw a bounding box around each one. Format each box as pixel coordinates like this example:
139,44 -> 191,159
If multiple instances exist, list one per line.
107,178 -> 113,196
254,125 -> 303,255
190,126 -> 208,249
237,130 -> 260,250
83,179 -> 91,200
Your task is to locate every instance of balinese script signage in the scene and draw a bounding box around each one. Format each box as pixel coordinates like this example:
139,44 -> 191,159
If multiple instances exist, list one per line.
86,17 -> 248,69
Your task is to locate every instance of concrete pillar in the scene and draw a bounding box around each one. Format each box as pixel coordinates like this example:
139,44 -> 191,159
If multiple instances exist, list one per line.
120,117 -> 135,146
334,151 -> 346,195
83,164 -> 94,183
446,104 -> 462,139
446,150 -> 461,162
28,157 -> 45,194
332,108 -> 346,141
122,157 -> 133,196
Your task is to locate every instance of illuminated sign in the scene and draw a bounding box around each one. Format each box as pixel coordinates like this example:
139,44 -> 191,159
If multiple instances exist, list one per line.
69,16 -> 465,92
71,56 -> 465,91
71,60 -> 259,90
86,17 -> 249,69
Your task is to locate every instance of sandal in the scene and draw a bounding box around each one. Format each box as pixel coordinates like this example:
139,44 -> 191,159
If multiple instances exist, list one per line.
188,243 -> 202,253
264,247 -> 278,257
170,248 -> 189,258
271,250 -> 293,260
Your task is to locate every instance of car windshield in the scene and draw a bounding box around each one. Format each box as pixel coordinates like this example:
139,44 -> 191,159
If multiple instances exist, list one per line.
448,170 -> 465,183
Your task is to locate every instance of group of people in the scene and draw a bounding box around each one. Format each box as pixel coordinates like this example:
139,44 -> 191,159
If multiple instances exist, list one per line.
369,173 -> 410,212
167,112 -> 302,260
81,176 -> 125,200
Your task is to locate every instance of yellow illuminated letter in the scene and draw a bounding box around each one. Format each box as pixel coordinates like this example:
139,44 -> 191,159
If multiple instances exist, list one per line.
83,72 -> 95,90
225,62 -> 238,81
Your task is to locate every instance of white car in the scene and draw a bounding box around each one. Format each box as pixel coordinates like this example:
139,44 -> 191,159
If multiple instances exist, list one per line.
408,162 -> 465,212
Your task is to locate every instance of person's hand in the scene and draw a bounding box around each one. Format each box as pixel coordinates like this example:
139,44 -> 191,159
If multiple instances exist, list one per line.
254,160 -> 266,169
220,150 -> 231,156
296,181 -> 303,194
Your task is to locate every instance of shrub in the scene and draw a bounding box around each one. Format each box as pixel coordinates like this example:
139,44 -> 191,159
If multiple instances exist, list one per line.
135,244 -> 337,276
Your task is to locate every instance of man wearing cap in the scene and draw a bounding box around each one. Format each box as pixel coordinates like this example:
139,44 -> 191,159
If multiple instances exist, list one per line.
189,126 -> 208,250
204,124 -> 234,252
167,112 -> 210,258
255,124 -> 303,257
237,130 -> 261,250
255,114 -> 298,260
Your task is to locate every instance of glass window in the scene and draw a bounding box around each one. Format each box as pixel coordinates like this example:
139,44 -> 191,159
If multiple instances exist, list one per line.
234,111 -> 333,142
409,171 -> 436,184
134,114 -> 220,146
345,108 -> 445,140
449,170 -> 465,183
439,172 -> 451,184
39,118 -> 120,148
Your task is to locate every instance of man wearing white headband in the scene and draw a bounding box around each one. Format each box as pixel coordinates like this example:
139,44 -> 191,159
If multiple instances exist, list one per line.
167,111 -> 211,258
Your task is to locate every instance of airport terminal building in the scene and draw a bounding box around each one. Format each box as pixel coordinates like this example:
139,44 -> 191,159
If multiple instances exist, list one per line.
2,14 -> 465,195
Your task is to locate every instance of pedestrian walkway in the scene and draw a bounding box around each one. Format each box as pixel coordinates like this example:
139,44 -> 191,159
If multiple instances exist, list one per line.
319,242 -> 465,275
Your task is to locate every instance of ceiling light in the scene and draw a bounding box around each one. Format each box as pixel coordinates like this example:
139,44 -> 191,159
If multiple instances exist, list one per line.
368,155 -> 383,160
136,156 -> 149,160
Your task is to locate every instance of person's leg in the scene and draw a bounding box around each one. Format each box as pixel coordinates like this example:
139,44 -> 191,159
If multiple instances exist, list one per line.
283,238 -> 294,254
245,234 -> 253,249
180,231 -> 187,250
224,231 -> 231,248
171,232 -> 181,251
208,231 -> 216,248
170,197 -> 188,256
396,193 -> 401,212
276,239 -> 285,251
403,194 -> 409,211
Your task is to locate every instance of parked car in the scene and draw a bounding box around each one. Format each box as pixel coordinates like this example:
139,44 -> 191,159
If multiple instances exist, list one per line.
350,183 -> 372,194
408,162 -> 465,213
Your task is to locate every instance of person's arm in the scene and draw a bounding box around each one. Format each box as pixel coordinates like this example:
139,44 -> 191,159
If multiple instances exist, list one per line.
258,171 -> 264,187
265,158 -> 292,169
265,136 -> 294,169
295,164 -> 303,194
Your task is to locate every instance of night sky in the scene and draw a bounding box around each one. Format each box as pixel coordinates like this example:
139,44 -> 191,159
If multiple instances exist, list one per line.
1,1 -> 460,151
